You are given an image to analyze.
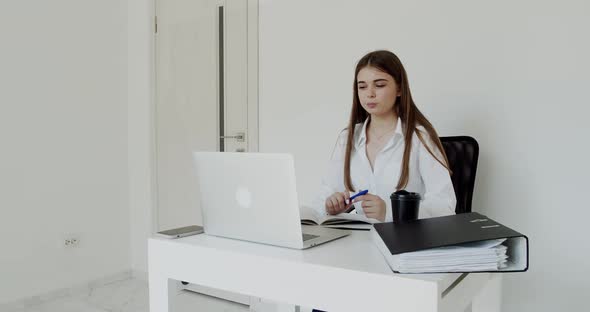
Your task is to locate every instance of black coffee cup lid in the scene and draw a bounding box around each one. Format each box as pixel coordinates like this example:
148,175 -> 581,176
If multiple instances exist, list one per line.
390,190 -> 421,200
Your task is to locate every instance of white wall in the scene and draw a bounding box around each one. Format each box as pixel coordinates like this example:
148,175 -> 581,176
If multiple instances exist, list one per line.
259,0 -> 590,311
0,0 -> 130,303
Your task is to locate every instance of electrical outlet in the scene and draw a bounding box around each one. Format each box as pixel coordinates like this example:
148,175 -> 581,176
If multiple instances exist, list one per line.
63,236 -> 80,248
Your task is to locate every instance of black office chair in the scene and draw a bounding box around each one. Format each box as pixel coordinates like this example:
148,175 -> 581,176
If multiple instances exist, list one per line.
439,136 -> 479,214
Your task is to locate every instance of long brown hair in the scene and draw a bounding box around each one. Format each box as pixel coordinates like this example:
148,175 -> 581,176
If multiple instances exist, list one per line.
344,50 -> 451,191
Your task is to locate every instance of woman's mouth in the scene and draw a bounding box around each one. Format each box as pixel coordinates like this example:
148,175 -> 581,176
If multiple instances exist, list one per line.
366,103 -> 377,109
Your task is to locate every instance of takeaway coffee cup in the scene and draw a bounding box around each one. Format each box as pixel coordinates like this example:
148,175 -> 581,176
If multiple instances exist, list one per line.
390,190 -> 421,223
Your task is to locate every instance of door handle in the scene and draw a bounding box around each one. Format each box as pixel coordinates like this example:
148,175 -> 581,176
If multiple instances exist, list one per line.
220,132 -> 245,142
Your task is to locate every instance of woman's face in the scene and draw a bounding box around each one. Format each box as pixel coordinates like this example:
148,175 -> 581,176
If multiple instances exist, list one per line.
356,66 -> 400,117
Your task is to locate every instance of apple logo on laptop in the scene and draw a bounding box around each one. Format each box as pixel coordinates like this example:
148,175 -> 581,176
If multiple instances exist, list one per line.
235,186 -> 252,209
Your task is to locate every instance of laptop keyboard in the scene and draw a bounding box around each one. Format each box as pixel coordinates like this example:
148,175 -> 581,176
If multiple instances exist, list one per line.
302,233 -> 319,241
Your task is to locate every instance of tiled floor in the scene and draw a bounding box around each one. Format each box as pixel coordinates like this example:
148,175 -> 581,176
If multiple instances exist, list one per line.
2,278 -> 250,312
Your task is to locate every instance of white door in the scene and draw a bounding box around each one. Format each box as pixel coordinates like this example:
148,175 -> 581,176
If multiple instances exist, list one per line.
155,0 -> 258,231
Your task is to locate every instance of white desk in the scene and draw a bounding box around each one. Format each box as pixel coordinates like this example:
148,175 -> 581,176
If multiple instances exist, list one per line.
148,226 -> 502,312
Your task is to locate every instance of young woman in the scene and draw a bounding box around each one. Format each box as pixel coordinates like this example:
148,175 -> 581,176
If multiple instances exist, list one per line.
315,50 -> 456,222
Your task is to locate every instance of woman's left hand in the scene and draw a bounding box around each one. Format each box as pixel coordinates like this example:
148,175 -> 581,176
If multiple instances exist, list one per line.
352,193 -> 386,222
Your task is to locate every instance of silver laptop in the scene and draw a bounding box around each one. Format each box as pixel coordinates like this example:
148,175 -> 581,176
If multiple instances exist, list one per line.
193,152 -> 350,249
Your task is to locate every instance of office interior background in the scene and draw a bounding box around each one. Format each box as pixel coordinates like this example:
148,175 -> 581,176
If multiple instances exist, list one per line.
1,0 -> 588,311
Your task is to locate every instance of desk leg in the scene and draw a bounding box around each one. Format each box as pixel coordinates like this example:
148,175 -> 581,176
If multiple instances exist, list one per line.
472,274 -> 502,312
148,274 -> 175,312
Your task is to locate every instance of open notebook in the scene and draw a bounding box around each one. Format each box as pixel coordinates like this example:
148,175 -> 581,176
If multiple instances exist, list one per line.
300,207 -> 380,230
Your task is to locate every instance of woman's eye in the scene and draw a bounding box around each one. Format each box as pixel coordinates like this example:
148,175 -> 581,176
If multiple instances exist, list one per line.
376,84 -> 386,88
358,86 -> 366,89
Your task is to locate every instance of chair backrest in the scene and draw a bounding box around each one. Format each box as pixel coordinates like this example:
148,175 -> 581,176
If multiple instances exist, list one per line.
439,136 -> 479,214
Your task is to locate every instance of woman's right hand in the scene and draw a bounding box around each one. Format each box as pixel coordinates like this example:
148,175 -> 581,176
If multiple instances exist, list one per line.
325,192 -> 352,215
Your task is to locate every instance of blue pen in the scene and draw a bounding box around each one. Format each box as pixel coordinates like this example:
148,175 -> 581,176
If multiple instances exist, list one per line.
345,189 -> 368,212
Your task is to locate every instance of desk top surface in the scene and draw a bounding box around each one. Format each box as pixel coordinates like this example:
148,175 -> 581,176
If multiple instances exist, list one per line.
150,226 -> 463,290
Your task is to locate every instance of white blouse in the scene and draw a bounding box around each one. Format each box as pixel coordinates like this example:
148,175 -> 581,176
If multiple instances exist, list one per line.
312,117 -> 456,222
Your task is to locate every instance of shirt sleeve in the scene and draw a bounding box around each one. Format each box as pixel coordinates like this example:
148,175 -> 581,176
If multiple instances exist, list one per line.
417,132 -> 457,218
309,130 -> 348,215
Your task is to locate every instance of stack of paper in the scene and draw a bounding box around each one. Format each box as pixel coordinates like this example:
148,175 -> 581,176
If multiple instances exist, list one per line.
391,239 -> 508,273
371,229 -> 509,273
